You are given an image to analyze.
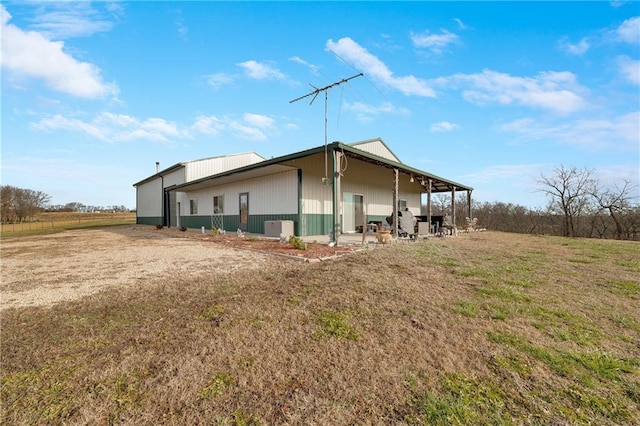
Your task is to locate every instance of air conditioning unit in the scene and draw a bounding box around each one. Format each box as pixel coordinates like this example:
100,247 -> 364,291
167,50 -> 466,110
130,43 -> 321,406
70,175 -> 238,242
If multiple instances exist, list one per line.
264,220 -> 294,238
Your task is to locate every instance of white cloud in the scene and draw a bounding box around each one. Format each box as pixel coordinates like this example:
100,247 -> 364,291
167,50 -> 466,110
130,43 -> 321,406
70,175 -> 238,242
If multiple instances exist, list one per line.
172,9 -> 188,40
430,121 -> 459,132
26,2 -> 117,39
437,69 -> 587,114
243,113 -> 275,129
229,113 -> 278,140
0,5 -> 118,99
463,164 -> 544,182
228,122 -> 268,141
454,18 -> 467,30
192,115 -> 224,135
617,55 -> 640,85
204,73 -> 235,89
594,164 -> 640,192
410,29 -> 459,54
616,16 -> 640,44
187,113 -> 281,141
33,112 -> 184,143
237,60 -> 285,80
558,37 -> 590,55
498,112 -> 640,151
326,37 -> 435,97
290,56 -> 319,74
344,101 -> 410,123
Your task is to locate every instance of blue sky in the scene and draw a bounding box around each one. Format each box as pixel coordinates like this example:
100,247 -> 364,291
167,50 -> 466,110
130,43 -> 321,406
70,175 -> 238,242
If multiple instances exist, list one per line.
2,1 -> 639,209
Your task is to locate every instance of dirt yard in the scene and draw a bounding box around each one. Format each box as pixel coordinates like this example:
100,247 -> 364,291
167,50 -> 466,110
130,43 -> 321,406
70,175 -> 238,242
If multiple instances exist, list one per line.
1,225 -> 354,311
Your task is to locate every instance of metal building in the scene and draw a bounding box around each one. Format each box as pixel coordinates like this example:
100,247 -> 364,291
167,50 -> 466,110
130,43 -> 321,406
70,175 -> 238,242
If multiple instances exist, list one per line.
133,138 -> 473,243
133,152 -> 265,227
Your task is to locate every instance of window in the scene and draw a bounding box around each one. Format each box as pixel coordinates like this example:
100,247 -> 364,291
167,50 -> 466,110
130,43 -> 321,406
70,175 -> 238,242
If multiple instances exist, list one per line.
213,195 -> 224,214
190,199 -> 198,215
398,199 -> 407,211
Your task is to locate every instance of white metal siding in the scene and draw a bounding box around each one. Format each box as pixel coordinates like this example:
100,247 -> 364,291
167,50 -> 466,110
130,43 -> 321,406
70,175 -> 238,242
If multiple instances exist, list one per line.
163,168 -> 186,187
182,169 -> 298,216
292,153 -> 421,217
351,140 -> 399,162
185,153 -> 265,182
286,153 -> 333,216
341,159 -> 421,216
136,178 -> 162,217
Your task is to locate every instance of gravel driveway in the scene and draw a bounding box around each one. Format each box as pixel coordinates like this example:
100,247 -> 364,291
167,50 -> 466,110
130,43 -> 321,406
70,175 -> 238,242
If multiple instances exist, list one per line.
1,225 -> 282,310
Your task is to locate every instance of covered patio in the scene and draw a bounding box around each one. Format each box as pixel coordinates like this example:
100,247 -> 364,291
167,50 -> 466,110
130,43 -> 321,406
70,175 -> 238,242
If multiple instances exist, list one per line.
326,143 -> 473,245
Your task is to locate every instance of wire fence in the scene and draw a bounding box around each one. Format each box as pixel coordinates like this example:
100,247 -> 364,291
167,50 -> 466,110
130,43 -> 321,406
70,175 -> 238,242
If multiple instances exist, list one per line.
0,213 -> 136,235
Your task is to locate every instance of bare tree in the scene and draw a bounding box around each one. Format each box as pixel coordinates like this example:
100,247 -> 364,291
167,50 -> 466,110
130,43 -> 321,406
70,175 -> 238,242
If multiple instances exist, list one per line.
432,194 -> 451,216
538,166 -> 595,237
0,185 -> 51,223
591,179 -> 638,240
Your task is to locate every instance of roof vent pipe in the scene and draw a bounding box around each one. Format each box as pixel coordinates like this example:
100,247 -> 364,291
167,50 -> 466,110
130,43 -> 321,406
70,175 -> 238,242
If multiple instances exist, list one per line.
155,162 -> 160,173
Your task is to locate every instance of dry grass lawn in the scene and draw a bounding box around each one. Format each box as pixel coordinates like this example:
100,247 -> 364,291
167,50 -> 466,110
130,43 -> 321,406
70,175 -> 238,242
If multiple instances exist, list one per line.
1,228 -> 639,425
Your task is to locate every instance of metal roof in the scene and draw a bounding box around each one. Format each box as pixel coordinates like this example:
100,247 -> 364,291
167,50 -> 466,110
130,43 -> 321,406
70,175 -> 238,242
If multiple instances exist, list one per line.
171,141 -> 473,193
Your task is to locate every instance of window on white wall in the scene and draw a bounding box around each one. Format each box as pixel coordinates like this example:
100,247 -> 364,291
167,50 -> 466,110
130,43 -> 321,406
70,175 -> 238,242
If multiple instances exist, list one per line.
213,195 -> 224,214
190,199 -> 198,215
398,199 -> 407,211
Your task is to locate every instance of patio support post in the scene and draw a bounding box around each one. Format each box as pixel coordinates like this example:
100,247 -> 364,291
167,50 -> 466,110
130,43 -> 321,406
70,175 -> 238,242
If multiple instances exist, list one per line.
393,168 -> 399,237
427,178 -> 432,234
467,190 -> 473,219
451,186 -> 456,227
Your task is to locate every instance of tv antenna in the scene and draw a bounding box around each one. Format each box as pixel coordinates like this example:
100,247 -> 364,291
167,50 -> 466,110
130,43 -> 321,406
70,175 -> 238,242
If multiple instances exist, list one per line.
290,73 -> 363,181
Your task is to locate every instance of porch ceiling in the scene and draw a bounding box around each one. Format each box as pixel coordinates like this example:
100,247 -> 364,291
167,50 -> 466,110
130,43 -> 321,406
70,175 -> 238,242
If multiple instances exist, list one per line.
342,149 -> 472,193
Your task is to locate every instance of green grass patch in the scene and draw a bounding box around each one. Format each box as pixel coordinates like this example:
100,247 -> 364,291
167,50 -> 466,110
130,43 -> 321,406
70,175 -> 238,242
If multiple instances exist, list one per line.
452,301 -> 478,318
315,309 -> 358,341
488,331 -> 637,380
199,304 -> 225,321
406,373 -> 509,425
568,350 -> 638,380
199,373 -> 233,400
611,314 -> 640,331
476,285 -> 530,303
608,279 -> 640,297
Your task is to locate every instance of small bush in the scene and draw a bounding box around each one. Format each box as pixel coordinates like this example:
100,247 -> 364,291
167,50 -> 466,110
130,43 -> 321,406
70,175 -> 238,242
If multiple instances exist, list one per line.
288,235 -> 306,250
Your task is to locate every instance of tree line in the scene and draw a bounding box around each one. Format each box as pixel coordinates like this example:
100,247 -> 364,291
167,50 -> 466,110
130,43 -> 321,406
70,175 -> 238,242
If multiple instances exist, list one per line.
1,185 -> 51,223
1,185 -> 131,224
434,166 -> 639,241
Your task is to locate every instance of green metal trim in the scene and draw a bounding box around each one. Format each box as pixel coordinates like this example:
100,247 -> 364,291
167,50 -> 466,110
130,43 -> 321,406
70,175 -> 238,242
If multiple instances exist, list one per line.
136,216 -> 163,225
179,214 -> 298,234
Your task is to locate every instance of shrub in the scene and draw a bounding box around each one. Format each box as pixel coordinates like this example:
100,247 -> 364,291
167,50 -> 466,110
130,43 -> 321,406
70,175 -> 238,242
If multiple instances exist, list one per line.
288,235 -> 306,250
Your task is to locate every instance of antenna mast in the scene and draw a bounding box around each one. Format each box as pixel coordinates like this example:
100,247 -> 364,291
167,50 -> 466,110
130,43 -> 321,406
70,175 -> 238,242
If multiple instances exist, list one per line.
290,73 -> 363,180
